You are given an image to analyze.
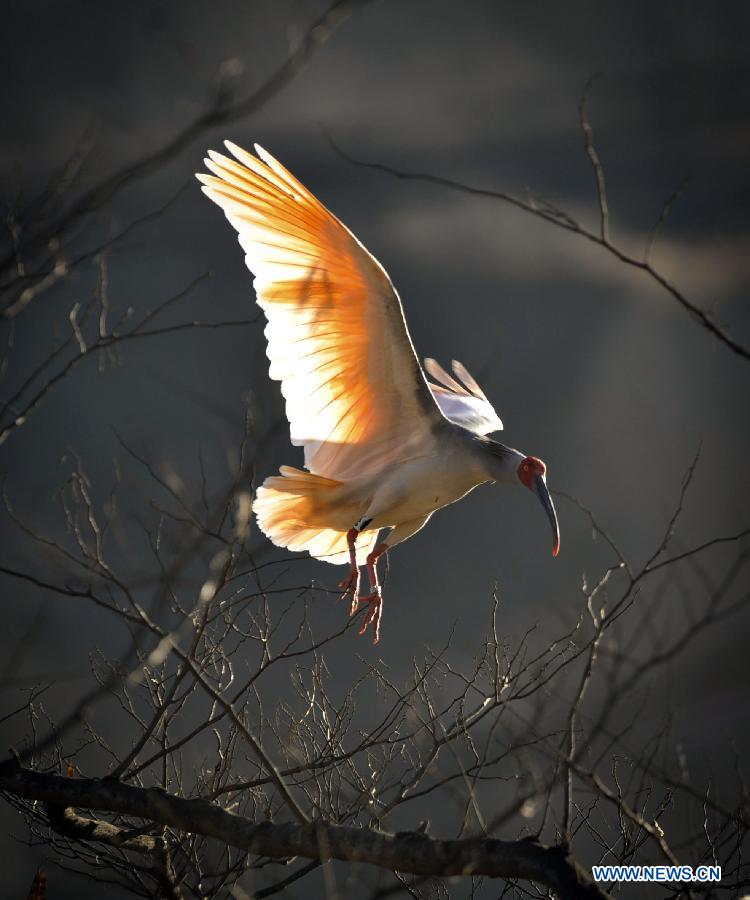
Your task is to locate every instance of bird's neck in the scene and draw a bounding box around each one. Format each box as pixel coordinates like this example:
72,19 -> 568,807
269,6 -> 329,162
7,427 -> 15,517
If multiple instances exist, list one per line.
473,436 -> 524,484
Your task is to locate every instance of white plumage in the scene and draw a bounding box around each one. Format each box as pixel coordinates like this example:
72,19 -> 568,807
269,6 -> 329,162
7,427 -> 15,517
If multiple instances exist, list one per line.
198,142 -> 560,643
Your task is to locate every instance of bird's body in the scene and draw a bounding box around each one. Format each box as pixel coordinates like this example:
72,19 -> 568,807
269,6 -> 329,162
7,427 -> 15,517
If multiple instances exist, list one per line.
253,422 -> 499,556
364,435 -> 483,527
333,428 -> 492,533
198,142 -> 559,642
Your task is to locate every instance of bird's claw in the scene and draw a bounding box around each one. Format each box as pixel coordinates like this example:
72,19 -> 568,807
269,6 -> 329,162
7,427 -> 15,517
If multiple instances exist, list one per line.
338,570 -> 359,603
353,588 -> 382,644
339,534 -> 384,642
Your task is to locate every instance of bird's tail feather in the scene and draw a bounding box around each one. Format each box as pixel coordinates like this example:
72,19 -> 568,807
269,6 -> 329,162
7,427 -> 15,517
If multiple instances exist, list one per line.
253,466 -> 377,566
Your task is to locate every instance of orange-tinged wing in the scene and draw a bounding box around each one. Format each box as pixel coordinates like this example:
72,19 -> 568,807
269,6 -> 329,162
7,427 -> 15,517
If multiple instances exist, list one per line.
197,142 -> 443,480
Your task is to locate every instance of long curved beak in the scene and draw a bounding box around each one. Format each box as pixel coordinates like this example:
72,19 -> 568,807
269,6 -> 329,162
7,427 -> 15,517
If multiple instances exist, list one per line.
534,473 -> 560,557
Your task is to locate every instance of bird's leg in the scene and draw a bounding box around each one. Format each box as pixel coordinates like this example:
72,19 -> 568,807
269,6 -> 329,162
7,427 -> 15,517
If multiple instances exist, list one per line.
365,542 -> 388,596
338,527 -> 361,605
357,542 -> 388,644
338,516 -> 373,610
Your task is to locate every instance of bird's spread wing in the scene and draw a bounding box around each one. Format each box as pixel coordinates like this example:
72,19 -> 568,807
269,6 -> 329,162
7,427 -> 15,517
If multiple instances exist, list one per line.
197,142 -> 444,480
424,358 -> 503,435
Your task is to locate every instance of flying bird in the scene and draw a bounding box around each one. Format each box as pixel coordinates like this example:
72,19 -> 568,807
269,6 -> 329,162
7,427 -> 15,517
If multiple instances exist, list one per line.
197,142 -> 559,643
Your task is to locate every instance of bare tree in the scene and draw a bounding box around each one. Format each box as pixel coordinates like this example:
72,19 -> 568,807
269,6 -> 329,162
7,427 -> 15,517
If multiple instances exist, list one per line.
1,418 -> 748,898
1,16 -> 748,898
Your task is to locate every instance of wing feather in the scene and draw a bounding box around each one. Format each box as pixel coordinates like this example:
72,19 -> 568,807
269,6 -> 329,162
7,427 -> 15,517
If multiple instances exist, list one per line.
450,359 -> 490,402
424,357 -> 468,395
198,143 -> 443,480
424,358 -> 503,435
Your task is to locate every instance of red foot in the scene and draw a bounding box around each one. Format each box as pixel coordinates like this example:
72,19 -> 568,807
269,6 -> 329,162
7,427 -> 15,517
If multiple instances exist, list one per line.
339,531 -> 386,643
352,589 -> 383,644
338,568 -> 360,603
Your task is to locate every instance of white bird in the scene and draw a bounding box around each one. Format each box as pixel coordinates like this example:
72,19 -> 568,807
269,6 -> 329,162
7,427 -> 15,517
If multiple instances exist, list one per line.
197,142 -> 559,643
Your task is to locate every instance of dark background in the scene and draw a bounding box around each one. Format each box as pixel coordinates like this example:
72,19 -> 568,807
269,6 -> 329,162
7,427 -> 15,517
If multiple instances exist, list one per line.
1,1 -> 749,895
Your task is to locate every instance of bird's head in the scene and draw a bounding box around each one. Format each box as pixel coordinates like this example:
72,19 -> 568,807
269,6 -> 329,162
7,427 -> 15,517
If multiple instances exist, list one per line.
517,456 -> 560,557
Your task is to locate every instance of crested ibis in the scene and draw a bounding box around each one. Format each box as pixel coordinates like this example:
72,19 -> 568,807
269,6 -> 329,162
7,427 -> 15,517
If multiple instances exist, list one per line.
197,143 -> 559,643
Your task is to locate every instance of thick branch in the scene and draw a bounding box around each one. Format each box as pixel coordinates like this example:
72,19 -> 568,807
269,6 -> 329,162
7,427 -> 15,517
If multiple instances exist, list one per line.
0,760 -> 611,900
46,804 -> 183,899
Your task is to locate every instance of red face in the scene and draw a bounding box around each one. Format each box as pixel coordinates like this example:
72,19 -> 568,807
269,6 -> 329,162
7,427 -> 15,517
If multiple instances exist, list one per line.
516,455 -> 559,557
517,456 -> 547,490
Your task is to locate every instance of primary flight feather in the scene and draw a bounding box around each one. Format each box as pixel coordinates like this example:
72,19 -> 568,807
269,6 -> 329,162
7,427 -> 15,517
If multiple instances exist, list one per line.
197,142 -> 559,643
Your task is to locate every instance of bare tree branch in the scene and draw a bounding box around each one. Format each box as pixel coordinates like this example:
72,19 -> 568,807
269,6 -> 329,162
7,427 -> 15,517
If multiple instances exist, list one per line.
0,760 -> 612,900
327,116 -> 749,362
0,0 -> 373,313
578,73 -> 610,244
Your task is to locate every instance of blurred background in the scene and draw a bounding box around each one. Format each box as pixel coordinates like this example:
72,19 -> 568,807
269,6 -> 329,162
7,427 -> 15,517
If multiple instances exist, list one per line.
1,1 -> 748,896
